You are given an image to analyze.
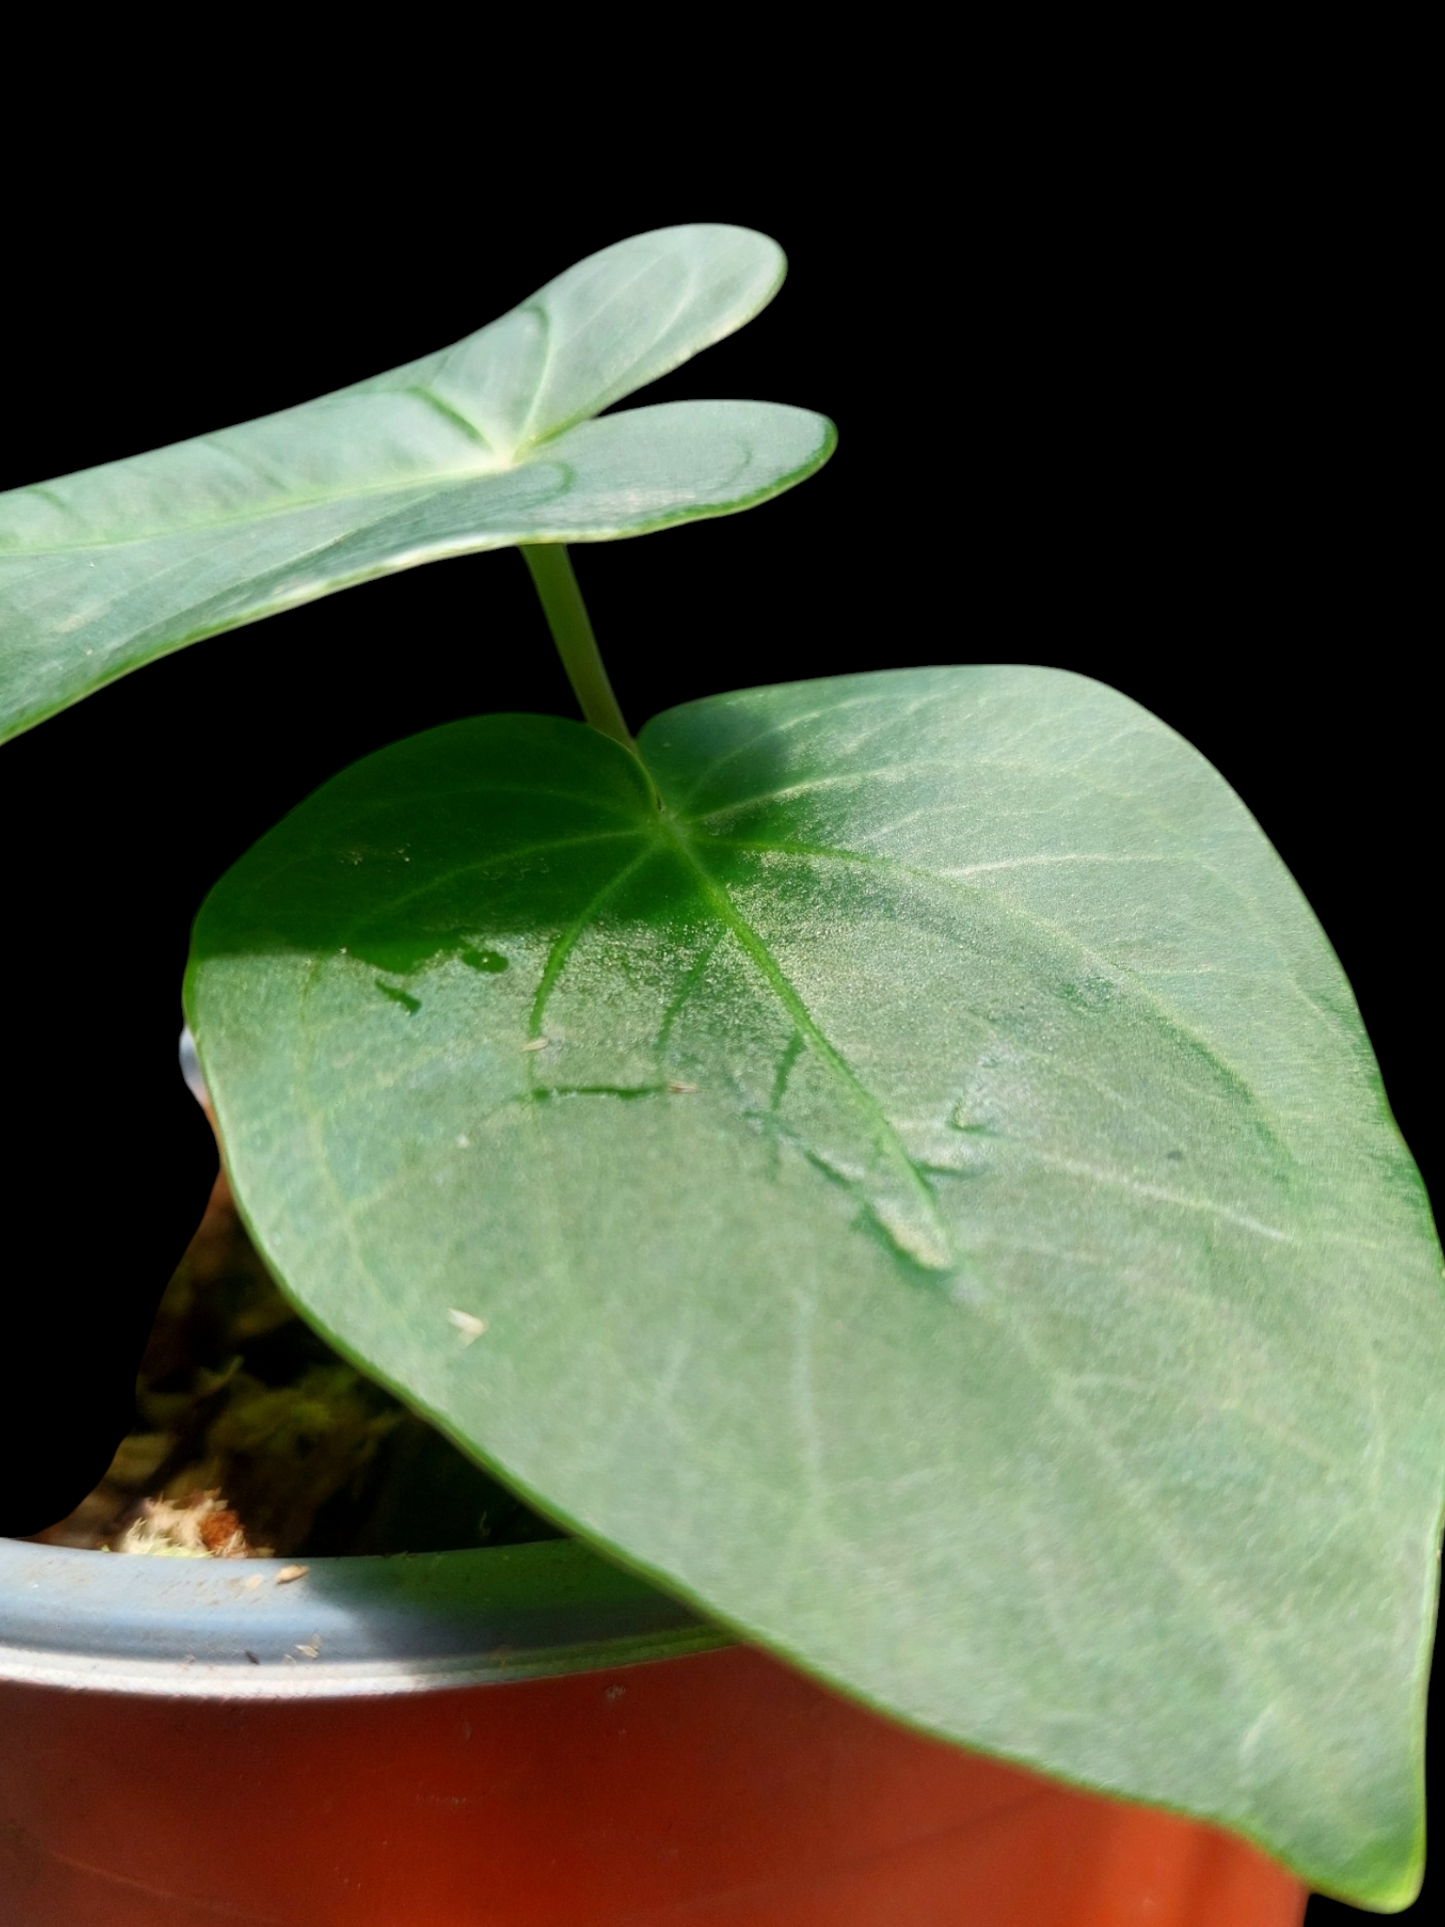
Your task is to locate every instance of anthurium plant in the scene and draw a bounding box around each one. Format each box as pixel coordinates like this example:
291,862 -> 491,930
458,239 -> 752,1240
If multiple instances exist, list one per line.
1,225 -> 1440,1914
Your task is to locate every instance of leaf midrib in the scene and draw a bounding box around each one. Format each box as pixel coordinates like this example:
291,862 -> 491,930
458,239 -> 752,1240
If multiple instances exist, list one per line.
658,814 -> 954,1272
0,462 -> 520,558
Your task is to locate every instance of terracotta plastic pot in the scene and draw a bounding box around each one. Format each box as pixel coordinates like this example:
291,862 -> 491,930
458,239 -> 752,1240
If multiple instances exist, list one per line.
0,1535 -> 1307,1925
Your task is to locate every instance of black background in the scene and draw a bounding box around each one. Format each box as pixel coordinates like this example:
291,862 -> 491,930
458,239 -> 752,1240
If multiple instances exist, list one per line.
0,141 -> 1430,1918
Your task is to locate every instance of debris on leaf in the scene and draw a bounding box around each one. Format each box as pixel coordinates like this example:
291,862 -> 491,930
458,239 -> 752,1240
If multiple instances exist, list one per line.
447,1309 -> 487,1346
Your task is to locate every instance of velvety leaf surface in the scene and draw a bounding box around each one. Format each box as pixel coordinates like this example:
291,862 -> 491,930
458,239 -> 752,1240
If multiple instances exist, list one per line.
0,226 -> 832,744
186,666 -> 1445,1908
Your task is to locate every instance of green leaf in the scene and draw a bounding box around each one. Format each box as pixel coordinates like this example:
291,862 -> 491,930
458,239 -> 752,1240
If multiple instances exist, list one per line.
186,666 -> 1445,1910
0,225 -> 833,745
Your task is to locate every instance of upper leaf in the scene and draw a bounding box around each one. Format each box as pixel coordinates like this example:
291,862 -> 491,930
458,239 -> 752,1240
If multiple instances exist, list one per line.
186,666 -> 1445,1910
0,225 -> 833,744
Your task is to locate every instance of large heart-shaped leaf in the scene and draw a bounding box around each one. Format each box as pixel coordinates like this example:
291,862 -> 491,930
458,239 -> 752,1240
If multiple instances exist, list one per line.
0,225 -> 832,745
186,666 -> 1445,1909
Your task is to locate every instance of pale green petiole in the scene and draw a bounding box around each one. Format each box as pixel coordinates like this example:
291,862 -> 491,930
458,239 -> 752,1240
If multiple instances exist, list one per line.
521,544 -> 636,755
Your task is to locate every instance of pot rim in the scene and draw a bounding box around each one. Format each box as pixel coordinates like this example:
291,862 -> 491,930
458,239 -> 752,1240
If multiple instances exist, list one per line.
0,1535 -> 727,1700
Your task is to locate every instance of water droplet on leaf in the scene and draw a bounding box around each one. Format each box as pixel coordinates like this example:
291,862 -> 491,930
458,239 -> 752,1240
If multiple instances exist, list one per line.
375,980 -> 421,1014
460,947 -> 509,973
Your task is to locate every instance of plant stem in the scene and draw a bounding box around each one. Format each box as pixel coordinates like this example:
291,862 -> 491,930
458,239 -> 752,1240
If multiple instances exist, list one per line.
521,545 -> 635,754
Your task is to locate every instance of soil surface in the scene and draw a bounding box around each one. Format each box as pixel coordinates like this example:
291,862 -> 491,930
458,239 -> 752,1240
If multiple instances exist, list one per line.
31,1156 -> 566,1561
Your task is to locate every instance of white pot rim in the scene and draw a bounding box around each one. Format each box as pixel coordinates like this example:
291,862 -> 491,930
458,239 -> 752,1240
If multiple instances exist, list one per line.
0,1535 -> 725,1700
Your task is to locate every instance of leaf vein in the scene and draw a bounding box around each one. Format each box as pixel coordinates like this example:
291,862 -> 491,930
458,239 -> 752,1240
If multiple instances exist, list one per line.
665,821 -> 953,1271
